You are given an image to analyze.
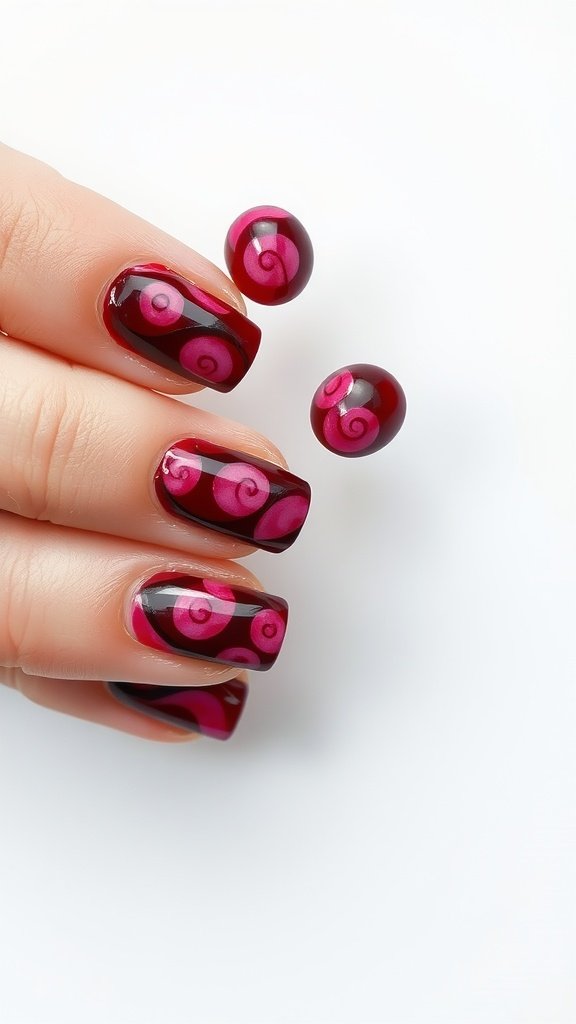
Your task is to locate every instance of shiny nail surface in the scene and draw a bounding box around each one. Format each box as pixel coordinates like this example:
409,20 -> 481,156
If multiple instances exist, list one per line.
107,678 -> 248,741
224,205 -> 314,305
130,572 -> 288,671
155,439 -> 311,553
102,263 -> 261,391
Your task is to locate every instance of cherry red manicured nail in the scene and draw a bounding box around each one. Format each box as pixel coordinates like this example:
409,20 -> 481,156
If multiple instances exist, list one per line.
155,439 -> 311,553
106,678 -> 248,741
129,572 -> 288,671
102,263 -> 261,391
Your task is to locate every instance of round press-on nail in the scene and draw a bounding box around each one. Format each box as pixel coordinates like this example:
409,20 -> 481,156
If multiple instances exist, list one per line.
224,206 -> 314,305
310,364 -> 406,457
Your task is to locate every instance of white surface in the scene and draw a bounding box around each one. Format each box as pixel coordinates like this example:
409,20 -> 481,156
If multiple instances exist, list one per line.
0,2 -> 574,1022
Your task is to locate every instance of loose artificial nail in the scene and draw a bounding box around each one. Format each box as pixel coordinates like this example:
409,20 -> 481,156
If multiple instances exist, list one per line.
130,572 -> 288,671
155,439 -> 311,554
102,263 -> 261,391
310,363 -> 407,457
224,206 -> 314,305
107,678 -> 248,741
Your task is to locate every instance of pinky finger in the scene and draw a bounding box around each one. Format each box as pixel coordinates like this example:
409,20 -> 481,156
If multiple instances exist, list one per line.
1,670 -> 248,744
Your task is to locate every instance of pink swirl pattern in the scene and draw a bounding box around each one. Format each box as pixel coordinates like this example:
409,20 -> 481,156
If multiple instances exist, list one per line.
173,588 -> 236,640
254,495 -> 310,541
216,646 -> 261,666
179,336 -> 234,383
156,688 -> 231,735
249,609 -> 286,654
212,462 -> 270,517
139,281 -> 184,326
242,234 -> 300,288
315,370 -> 354,410
131,572 -> 288,670
161,451 -> 202,496
322,406 -> 380,453
203,579 -> 236,601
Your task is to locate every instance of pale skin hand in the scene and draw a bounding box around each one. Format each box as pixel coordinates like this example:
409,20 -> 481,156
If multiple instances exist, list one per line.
0,142 -> 290,742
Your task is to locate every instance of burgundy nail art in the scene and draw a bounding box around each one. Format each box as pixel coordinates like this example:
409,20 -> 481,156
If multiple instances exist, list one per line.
130,572 -> 288,671
224,206 -> 314,305
107,678 -> 248,741
102,263 -> 261,391
310,363 -> 406,457
155,439 -> 311,554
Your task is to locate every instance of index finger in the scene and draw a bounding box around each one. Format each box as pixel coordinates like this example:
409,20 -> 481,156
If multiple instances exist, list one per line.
0,143 -> 260,394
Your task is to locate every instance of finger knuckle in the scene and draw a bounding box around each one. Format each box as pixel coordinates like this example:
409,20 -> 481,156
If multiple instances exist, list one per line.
24,373 -> 88,522
0,174 -> 74,280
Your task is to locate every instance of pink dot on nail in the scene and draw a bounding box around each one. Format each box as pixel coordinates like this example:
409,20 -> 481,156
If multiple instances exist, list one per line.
139,280 -> 184,326
217,646 -> 261,666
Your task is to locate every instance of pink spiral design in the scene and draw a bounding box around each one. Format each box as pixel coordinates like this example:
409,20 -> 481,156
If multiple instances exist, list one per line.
322,406 -> 380,453
203,580 -> 236,601
173,586 -> 236,640
315,370 -> 354,410
139,281 -> 184,326
161,451 -> 202,496
254,494 -> 310,541
179,336 -> 234,383
242,234 -> 300,288
212,463 -> 270,517
153,688 -> 230,737
249,609 -> 286,655
216,646 -> 261,666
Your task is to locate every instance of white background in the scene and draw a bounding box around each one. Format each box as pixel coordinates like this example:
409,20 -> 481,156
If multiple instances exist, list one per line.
0,2 -> 574,1021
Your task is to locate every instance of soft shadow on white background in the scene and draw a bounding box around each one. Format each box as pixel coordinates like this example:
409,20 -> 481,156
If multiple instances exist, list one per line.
0,2 -> 574,1022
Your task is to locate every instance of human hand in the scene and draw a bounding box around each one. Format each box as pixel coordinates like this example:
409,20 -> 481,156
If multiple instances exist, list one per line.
0,143 -> 310,742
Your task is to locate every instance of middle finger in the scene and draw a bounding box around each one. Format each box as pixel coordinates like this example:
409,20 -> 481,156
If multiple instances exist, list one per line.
0,337 -> 311,557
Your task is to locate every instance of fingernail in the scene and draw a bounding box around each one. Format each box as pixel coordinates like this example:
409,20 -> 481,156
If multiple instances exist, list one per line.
102,263 -> 261,391
107,678 -> 248,741
129,572 -> 288,671
155,439 -> 311,553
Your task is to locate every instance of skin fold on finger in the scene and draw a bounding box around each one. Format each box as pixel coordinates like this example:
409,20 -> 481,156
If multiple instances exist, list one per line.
0,668 -> 198,742
0,336 -> 296,559
0,512 -> 279,686
0,142 -> 252,394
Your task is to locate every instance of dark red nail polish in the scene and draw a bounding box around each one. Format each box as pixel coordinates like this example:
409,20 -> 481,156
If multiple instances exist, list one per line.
310,363 -> 407,457
102,263 -> 261,391
129,573 -> 288,671
155,439 -> 311,553
107,678 -> 248,741
224,206 -> 314,305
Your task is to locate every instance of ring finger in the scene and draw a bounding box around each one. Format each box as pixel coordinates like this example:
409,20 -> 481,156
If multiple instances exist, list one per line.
0,514 -> 288,685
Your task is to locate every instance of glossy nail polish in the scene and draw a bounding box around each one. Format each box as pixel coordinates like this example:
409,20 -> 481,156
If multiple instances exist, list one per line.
107,678 -> 248,741
130,573 -> 288,671
155,439 -> 311,553
225,206 -> 314,305
102,263 -> 261,391
310,363 -> 406,457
